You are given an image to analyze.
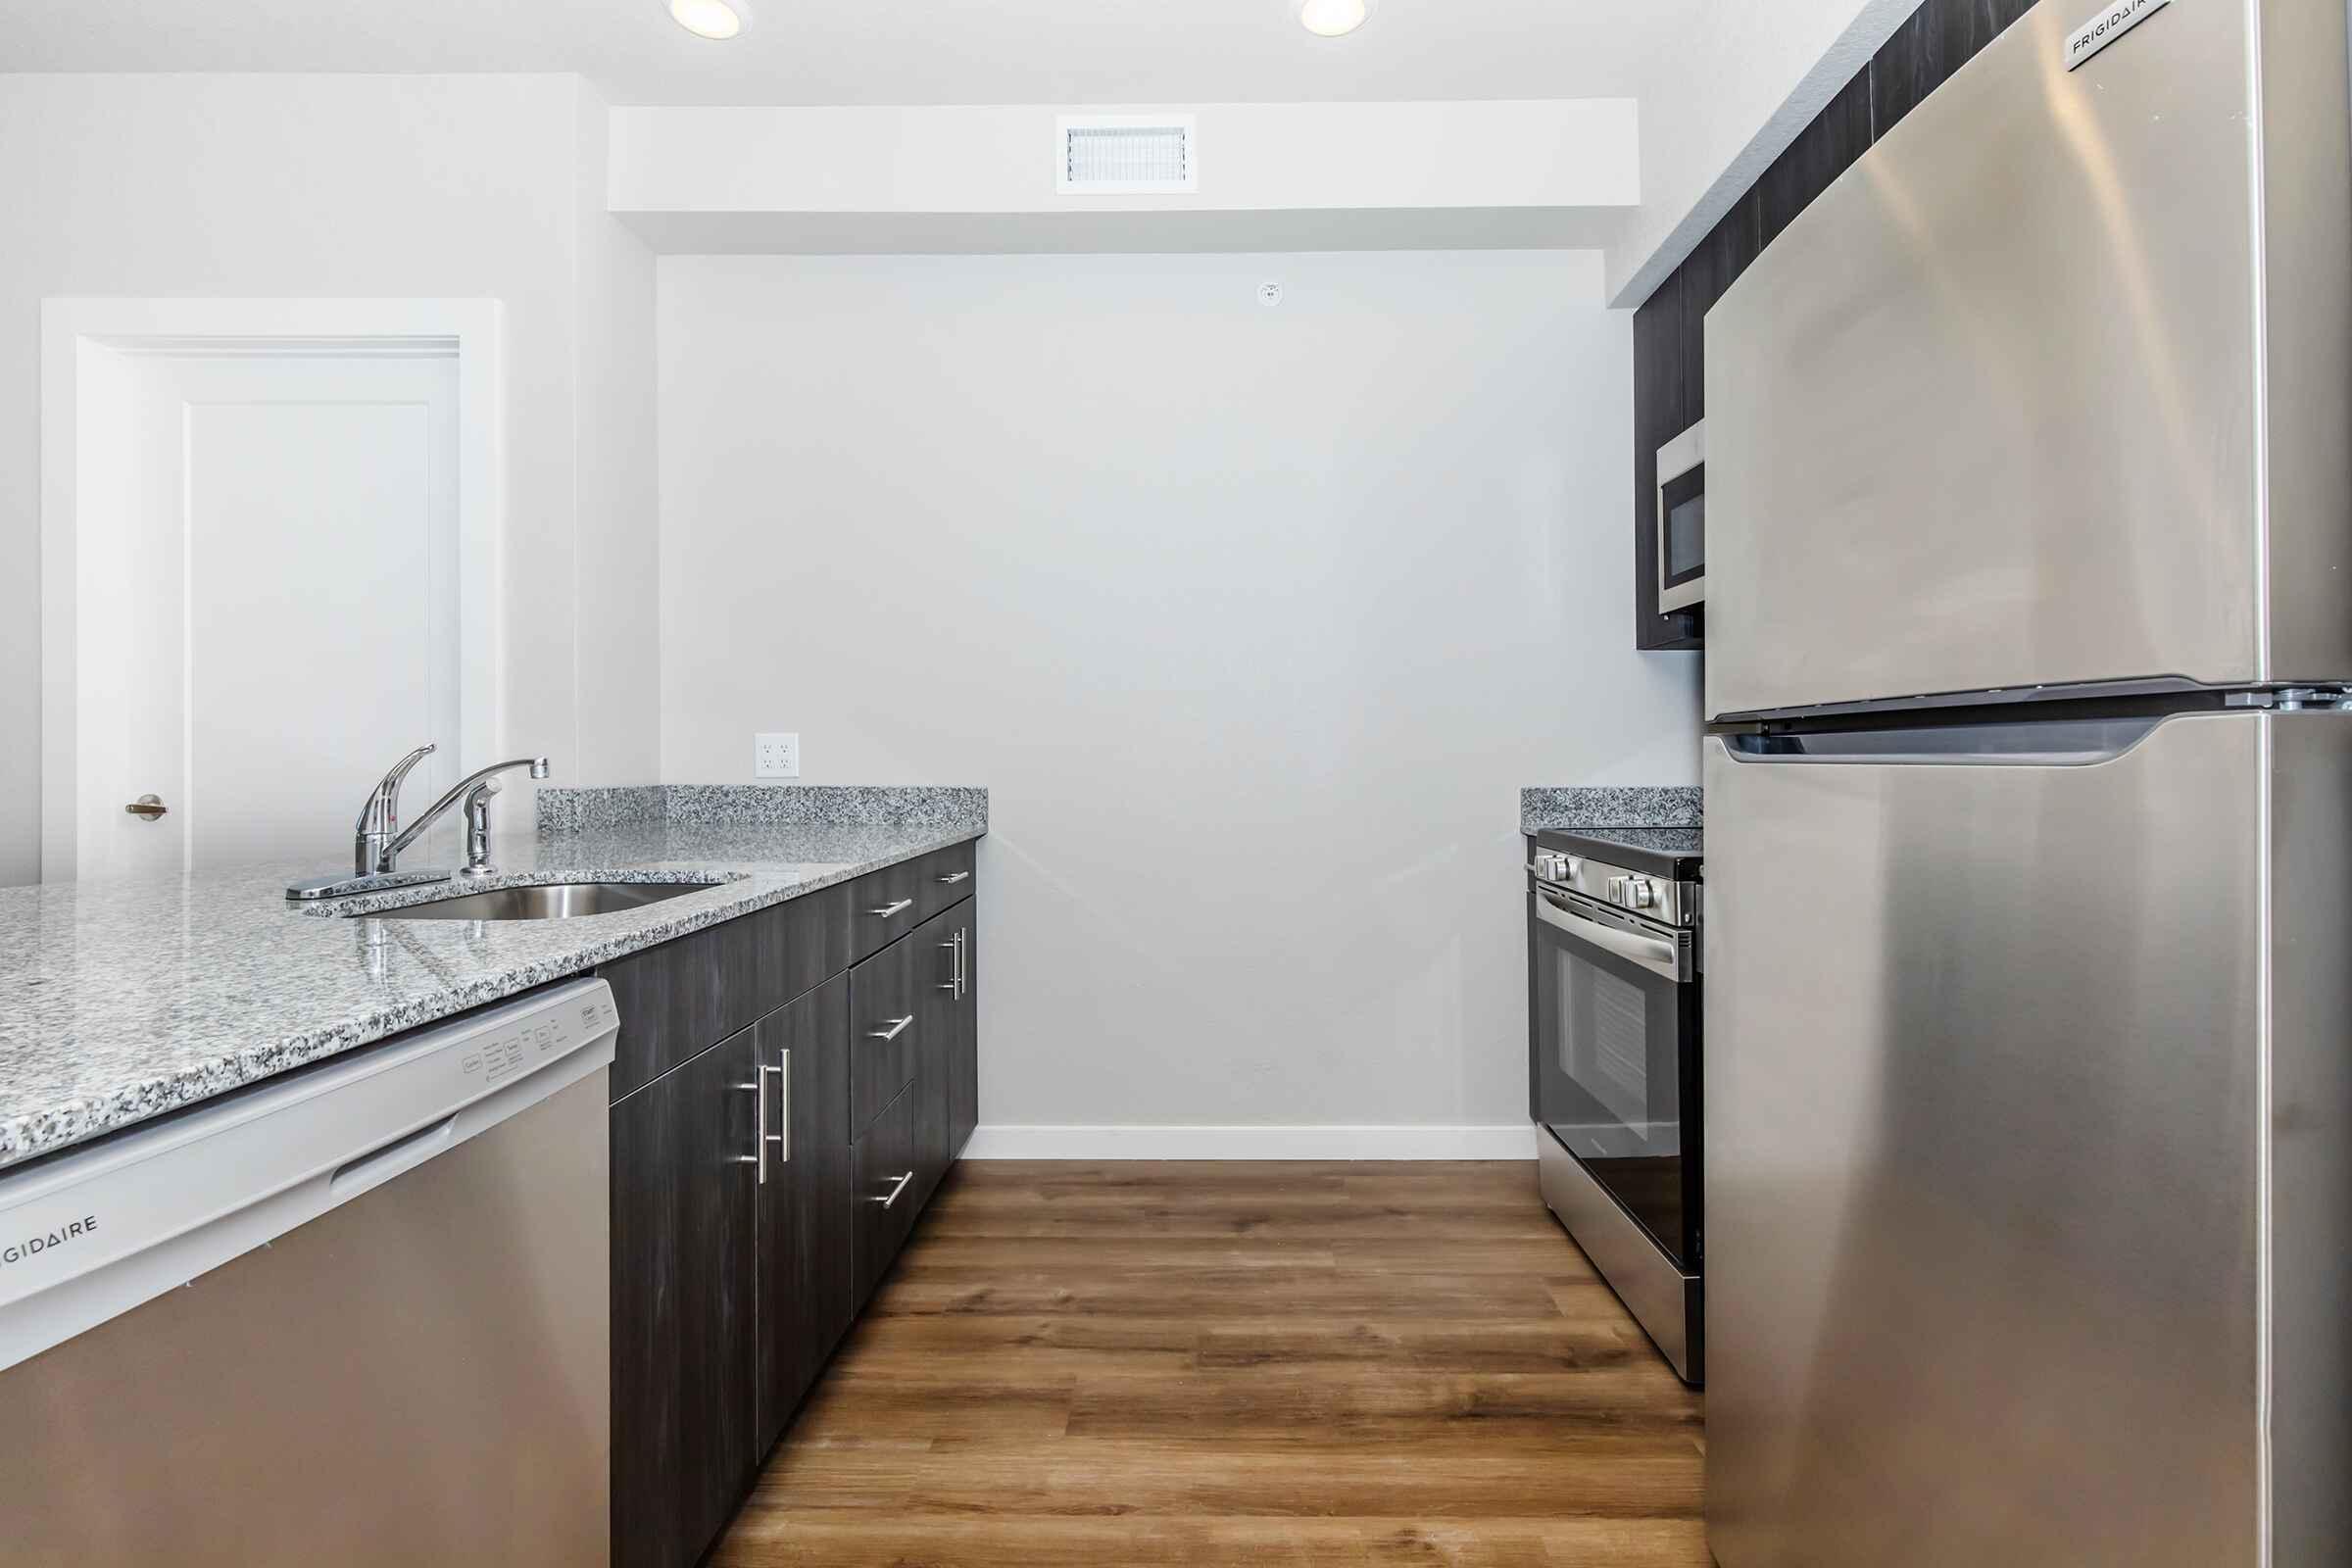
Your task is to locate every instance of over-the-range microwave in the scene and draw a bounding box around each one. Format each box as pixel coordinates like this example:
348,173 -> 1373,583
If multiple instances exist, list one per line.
1656,420 -> 1704,612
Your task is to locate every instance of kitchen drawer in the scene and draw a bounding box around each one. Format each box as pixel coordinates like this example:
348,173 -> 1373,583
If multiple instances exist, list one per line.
601,881 -> 852,1101
845,842 -> 976,963
845,858 -> 922,965
848,933 -> 922,1142
852,1081 -> 923,1305
913,840 -> 976,922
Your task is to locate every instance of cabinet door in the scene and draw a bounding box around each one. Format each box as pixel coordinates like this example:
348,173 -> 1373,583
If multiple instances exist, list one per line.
910,907 -> 959,1209
848,934 -> 923,1141
852,1079 -> 923,1306
950,902 -> 978,1160
611,1029 -> 760,1568
755,975 -> 855,1453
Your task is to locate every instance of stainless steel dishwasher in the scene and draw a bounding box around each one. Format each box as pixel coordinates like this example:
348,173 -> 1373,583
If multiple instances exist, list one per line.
0,978 -> 616,1566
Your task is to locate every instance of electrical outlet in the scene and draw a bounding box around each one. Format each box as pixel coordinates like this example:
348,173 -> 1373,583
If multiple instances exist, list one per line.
755,733 -> 800,779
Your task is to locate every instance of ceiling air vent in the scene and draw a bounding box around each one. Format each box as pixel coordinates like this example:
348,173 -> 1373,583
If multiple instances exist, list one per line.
1055,115 -> 1198,195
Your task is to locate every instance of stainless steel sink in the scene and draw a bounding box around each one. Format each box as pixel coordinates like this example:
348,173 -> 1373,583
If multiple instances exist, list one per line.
362,881 -> 723,921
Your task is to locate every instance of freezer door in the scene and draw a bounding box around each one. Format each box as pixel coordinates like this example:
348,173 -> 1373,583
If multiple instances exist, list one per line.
1702,713 -> 2266,1567
1703,0 -> 2352,718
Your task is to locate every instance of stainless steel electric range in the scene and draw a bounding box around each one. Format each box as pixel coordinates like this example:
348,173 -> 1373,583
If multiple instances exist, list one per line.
1525,825 -> 1701,1385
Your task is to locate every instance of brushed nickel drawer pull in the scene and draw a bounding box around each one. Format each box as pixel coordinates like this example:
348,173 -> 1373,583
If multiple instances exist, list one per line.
869,1015 -> 914,1042
937,870 -> 971,885
773,1049 -> 790,1164
870,898 -> 913,919
872,1170 -> 914,1208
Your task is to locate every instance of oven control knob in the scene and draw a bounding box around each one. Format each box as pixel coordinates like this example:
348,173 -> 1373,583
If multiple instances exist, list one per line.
1533,852 -> 1565,880
1605,875 -> 1626,903
1624,877 -> 1657,909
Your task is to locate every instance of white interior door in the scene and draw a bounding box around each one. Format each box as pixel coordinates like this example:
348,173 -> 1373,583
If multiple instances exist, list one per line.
74,347 -> 460,879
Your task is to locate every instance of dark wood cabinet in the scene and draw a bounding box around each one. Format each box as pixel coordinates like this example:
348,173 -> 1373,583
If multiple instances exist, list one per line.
610,1026 -> 760,1568
1633,272 -> 1703,653
603,883 -> 849,1099
847,933 -> 923,1142
1678,193 -> 1760,429
850,1074 -> 923,1307
754,974 -> 855,1454
605,855 -> 981,1568
949,903 -> 978,1160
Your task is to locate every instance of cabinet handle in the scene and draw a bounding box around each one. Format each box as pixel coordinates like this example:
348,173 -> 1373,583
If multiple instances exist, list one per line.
956,928 -> 968,1001
869,1015 -> 914,1042
771,1049 -> 790,1164
760,1058 -> 786,1174
937,870 -> 971,885
870,899 -> 913,919
871,1170 -> 914,1209
937,938 -> 959,991
733,1080 -> 762,1179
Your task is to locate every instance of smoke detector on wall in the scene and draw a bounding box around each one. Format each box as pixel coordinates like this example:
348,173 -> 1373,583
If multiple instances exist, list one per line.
1055,116 -> 1199,195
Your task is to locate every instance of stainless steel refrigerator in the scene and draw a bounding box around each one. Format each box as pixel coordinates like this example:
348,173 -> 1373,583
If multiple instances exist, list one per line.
1702,2 -> 2352,1564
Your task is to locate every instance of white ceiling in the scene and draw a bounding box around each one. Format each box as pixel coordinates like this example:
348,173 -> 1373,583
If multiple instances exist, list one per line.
0,0 -> 1713,108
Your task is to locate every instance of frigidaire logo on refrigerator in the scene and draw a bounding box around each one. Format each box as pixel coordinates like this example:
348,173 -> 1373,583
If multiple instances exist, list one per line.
2065,0 -> 2170,70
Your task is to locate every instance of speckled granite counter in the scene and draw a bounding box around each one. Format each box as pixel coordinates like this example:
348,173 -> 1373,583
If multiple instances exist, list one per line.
0,797 -> 986,1173
1519,786 -> 1702,835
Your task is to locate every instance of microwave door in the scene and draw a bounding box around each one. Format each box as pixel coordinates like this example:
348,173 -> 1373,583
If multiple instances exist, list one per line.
1657,422 -> 1705,612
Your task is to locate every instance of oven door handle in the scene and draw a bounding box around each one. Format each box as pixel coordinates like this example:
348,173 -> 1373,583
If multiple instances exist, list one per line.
1534,890 -> 1685,982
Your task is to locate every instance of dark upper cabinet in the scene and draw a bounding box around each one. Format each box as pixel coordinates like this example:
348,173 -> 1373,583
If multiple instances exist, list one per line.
1679,193 -> 1761,429
1757,65 -> 1874,250
754,975 -> 855,1454
1634,272 -> 1704,653
610,1026 -> 760,1568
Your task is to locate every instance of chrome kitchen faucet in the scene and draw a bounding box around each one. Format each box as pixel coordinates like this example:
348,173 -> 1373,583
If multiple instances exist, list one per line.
286,746 -> 550,901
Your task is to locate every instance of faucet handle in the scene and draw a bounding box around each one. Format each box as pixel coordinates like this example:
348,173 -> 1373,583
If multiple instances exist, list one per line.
355,744 -> 437,833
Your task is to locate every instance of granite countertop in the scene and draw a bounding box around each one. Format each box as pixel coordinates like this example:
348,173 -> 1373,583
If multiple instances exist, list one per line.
0,799 -> 985,1173
1519,785 -> 1702,835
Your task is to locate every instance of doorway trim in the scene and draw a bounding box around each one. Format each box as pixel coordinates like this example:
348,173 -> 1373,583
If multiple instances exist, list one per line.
39,297 -> 505,883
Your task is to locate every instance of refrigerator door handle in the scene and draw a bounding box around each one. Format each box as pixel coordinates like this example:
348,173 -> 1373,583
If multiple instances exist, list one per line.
1721,715 -> 2166,767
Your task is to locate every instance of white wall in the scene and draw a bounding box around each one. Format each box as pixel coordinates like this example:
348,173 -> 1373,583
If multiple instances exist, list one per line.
659,250 -> 1700,1151
0,74 -> 661,885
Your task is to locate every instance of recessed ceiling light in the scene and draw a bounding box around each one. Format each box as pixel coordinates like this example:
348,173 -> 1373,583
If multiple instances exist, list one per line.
668,0 -> 747,40
1297,0 -> 1375,37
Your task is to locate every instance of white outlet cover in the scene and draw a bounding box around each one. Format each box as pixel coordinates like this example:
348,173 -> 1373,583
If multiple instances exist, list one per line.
755,732 -> 801,779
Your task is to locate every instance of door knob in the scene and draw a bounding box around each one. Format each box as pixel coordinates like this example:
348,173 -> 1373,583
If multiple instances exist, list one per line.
124,795 -> 168,821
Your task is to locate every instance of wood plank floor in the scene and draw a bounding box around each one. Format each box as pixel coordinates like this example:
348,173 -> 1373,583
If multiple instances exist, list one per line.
711,1161 -> 1708,1568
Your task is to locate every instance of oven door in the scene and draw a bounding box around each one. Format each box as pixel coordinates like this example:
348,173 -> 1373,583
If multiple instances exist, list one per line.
1529,884 -> 1700,1269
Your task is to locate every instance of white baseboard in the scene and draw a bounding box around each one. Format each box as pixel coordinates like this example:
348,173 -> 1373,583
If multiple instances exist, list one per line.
961,1124 -> 1538,1161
